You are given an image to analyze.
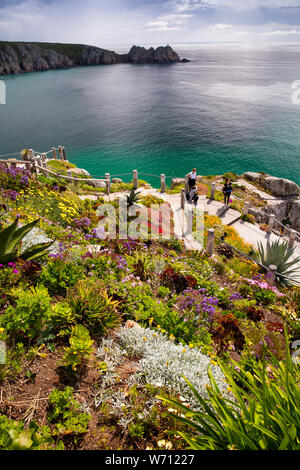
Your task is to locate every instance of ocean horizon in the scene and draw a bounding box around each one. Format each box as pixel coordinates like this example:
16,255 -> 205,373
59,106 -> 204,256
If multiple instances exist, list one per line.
1,43 -> 300,185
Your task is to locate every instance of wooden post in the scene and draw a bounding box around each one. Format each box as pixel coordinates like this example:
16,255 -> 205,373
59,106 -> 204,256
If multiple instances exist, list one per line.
288,229 -> 296,248
210,183 -> 216,201
28,149 -> 34,161
181,188 -> 186,210
62,147 -> 67,161
42,153 -> 48,176
105,173 -> 111,195
185,175 -> 189,194
243,202 -> 250,215
267,214 -> 275,234
58,146 -> 63,161
267,265 -> 277,285
133,170 -> 138,190
160,174 -> 166,193
206,228 -> 215,257
52,147 -> 57,160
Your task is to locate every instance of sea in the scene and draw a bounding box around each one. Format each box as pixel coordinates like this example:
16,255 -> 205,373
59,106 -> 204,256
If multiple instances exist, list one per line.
1,43 -> 300,186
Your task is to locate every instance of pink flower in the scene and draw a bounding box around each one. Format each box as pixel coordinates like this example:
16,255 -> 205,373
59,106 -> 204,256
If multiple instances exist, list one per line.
13,269 -> 19,274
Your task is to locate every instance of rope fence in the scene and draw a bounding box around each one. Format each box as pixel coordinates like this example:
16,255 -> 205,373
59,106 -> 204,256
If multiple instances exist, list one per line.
191,206 -> 300,286
2,147 -> 300,244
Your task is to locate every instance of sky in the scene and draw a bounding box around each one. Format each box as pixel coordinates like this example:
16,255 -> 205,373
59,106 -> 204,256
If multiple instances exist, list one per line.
1,0 -> 300,49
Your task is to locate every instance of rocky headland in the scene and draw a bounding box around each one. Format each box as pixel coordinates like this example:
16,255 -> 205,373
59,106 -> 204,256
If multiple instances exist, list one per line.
0,42 -> 186,75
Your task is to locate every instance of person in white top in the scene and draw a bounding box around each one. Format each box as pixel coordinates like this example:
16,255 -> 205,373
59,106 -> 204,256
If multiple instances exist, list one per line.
186,168 -> 197,190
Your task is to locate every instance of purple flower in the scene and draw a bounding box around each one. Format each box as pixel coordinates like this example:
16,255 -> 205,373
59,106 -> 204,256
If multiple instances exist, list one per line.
229,292 -> 243,301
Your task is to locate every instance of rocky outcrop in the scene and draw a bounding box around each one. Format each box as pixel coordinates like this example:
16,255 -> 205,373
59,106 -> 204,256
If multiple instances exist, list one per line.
243,172 -> 263,183
289,200 -> 300,232
260,176 -> 300,198
0,42 -> 183,75
243,172 -> 300,198
125,45 -> 180,64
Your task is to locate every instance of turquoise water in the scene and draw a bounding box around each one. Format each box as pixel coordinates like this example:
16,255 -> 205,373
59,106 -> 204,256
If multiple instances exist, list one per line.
1,44 -> 300,186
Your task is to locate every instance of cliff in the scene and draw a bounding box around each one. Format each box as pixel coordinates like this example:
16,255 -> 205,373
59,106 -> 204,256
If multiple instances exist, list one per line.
0,42 -> 183,75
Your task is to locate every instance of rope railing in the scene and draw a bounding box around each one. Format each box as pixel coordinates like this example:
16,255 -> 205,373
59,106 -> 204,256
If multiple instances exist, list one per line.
0,152 -> 22,158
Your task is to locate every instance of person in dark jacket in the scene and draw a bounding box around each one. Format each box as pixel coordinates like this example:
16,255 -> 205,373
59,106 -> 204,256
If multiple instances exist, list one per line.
189,186 -> 199,206
223,179 -> 233,206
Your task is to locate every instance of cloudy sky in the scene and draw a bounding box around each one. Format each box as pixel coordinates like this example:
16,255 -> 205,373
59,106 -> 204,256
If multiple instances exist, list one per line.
1,0 -> 300,48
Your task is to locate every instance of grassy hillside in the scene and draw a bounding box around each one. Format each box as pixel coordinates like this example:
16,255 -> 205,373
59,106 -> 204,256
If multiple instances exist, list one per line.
0,41 -> 116,58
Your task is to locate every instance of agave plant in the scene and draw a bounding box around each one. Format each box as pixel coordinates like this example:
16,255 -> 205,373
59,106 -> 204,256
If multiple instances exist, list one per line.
253,239 -> 300,286
0,218 -> 54,264
126,187 -> 141,207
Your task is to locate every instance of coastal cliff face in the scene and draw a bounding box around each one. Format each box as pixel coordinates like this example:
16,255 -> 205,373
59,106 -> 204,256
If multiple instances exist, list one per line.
0,42 -> 182,75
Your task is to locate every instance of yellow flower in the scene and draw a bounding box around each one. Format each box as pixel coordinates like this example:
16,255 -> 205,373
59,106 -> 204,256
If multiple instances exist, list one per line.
143,337 -> 147,341
182,348 -> 186,354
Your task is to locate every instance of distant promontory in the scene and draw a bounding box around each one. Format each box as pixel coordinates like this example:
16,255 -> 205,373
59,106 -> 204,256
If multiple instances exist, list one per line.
0,42 -> 187,75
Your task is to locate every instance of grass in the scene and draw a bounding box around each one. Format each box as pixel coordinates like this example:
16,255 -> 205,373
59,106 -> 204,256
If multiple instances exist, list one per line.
47,160 -> 77,172
0,41 -> 117,59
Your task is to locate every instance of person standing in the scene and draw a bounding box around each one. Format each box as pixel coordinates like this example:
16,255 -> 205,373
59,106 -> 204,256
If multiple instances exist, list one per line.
223,179 -> 233,206
189,185 -> 199,206
186,168 -> 197,191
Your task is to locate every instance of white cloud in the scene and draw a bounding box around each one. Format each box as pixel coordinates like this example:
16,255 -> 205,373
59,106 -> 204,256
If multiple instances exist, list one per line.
1,0 -> 300,46
263,29 -> 300,35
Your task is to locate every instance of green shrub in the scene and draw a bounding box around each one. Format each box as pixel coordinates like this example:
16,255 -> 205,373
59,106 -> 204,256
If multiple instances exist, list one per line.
0,265 -> 22,308
157,286 -> 171,298
66,280 -> 121,335
40,257 -> 84,296
160,238 -> 183,253
0,342 -> 25,382
139,194 -> 164,208
0,285 -> 51,340
238,283 -> 254,298
222,172 -> 238,182
49,302 -> 78,336
0,416 -> 62,450
62,324 -> 94,373
254,288 -> 277,306
47,387 -> 90,437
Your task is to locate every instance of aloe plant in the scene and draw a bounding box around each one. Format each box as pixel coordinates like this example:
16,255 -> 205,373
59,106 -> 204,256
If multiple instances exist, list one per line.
159,329 -> 300,450
0,218 -> 53,264
126,187 -> 141,207
254,239 -> 300,286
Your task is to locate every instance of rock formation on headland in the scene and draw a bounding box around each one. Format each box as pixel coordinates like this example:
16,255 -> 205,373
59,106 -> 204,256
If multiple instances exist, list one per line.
0,42 -> 185,75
